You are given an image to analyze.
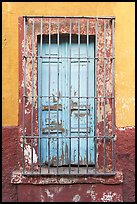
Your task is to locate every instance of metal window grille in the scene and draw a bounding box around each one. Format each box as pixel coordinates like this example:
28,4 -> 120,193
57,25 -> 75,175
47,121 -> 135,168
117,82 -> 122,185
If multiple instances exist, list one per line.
21,16 -> 115,176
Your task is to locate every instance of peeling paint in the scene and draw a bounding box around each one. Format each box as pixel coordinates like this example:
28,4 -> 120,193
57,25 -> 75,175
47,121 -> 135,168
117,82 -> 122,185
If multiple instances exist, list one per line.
100,191 -> 122,202
11,170 -> 123,185
41,194 -> 44,202
72,194 -> 81,202
86,187 -> 97,201
45,189 -> 54,199
24,144 -> 37,164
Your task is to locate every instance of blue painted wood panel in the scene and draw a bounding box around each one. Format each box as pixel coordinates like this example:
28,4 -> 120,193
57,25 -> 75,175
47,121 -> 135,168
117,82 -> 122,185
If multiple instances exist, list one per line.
38,35 -> 95,166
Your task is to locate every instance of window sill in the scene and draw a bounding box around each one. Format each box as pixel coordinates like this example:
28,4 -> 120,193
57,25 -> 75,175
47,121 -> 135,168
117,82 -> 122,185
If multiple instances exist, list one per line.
11,170 -> 123,185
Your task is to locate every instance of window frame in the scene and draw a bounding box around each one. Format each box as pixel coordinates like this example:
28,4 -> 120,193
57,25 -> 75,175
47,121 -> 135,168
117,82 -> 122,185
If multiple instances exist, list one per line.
18,16 -> 115,176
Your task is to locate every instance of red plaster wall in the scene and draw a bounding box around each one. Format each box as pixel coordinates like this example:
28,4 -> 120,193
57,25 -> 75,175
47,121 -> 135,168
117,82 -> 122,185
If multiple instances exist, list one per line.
115,127 -> 135,202
2,127 -> 18,202
17,184 -> 123,202
2,126 -> 135,202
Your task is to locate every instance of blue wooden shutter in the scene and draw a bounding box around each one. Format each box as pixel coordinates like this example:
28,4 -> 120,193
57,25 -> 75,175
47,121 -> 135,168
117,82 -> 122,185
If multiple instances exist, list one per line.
38,35 -> 95,166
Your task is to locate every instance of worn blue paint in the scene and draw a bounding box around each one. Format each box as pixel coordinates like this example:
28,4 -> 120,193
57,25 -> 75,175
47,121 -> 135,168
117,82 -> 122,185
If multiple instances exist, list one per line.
38,35 -> 95,166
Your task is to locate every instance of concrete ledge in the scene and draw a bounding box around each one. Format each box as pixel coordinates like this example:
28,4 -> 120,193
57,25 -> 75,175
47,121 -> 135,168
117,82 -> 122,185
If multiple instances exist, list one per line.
11,170 -> 123,185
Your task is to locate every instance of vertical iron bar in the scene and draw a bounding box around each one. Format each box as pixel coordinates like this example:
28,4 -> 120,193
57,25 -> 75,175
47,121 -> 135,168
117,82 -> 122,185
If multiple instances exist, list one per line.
86,19 -> 89,173
39,17 -> 43,174
94,17 -> 98,174
78,19 -> 80,173
112,18 -> 115,173
69,18 -> 72,174
57,18 -> 60,174
23,17 -> 26,174
31,18 -> 34,173
104,20 -> 106,174
48,18 -> 51,173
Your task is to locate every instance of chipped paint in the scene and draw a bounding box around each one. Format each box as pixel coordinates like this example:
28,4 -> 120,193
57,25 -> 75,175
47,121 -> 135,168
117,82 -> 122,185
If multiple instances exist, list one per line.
72,194 -> 81,202
41,194 -> 44,202
86,187 -> 97,201
24,144 -> 37,164
2,3 -> 135,203
45,189 -> 54,199
11,170 -> 123,184
100,191 -> 122,202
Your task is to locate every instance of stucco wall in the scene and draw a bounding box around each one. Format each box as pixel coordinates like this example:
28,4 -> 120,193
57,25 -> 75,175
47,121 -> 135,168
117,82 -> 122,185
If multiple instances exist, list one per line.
2,2 -> 135,127
2,2 -> 135,202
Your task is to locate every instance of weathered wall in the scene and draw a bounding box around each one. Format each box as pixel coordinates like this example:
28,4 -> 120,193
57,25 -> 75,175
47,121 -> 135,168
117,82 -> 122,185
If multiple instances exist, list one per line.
115,127 -> 135,202
17,184 -> 123,202
2,126 -> 135,202
2,2 -> 135,202
2,127 -> 18,202
2,2 -> 135,127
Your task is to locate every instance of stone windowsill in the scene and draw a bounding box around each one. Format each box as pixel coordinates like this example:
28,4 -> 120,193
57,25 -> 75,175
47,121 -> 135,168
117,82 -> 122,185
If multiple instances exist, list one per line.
11,170 -> 123,185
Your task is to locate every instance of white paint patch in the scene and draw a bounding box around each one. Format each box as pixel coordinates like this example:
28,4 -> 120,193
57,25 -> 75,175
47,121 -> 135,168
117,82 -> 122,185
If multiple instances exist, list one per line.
117,127 -> 126,131
117,126 -> 134,131
72,194 -> 81,202
100,191 -> 122,202
114,134 -> 117,141
41,194 -> 44,202
86,188 -> 97,201
45,189 -> 54,199
25,109 -> 31,114
24,145 -> 37,164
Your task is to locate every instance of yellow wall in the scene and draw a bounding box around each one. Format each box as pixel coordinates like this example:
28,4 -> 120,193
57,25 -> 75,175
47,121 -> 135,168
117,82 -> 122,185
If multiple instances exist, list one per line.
2,2 -> 135,127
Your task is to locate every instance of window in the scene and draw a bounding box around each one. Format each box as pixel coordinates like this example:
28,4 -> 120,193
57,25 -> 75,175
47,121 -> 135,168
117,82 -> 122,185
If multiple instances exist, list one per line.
19,16 -> 115,175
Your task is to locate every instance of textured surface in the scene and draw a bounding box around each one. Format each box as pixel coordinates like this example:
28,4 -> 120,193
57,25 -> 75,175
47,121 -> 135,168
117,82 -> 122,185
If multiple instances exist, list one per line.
2,2 -> 135,127
2,126 -> 135,202
2,1 -> 135,202
2,127 -> 18,202
17,184 -> 123,202
115,127 -> 135,202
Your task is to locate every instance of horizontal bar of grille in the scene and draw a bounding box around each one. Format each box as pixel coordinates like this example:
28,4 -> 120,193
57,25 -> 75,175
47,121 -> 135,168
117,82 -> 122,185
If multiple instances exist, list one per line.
21,135 -> 115,139
23,56 -> 115,60
23,16 -> 115,19
22,172 -> 115,176
23,95 -> 114,99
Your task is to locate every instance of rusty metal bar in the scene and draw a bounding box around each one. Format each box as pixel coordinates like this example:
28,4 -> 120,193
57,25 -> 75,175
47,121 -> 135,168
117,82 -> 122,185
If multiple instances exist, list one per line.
22,135 -> 115,139
23,16 -> 115,19
112,18 -> 115,173
86,19 -> 89,173
69,18 -> 72,174
78,19 -> 80,174
48,18 -> 51,173
22,172 -> 115,176
22,17 -> 26,174
104,20 -> 106,173
31,18 -> 35,173
24,95 -> 114,99
103,20 -> 107,174
94,17 -> 98,174
39,17 -> 43,174
57,18 -> 60,174
25,56 -> 115,60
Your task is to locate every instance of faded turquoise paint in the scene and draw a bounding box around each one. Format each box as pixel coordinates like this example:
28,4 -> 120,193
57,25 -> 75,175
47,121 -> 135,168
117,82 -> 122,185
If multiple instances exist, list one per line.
38,34 -> 95,166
